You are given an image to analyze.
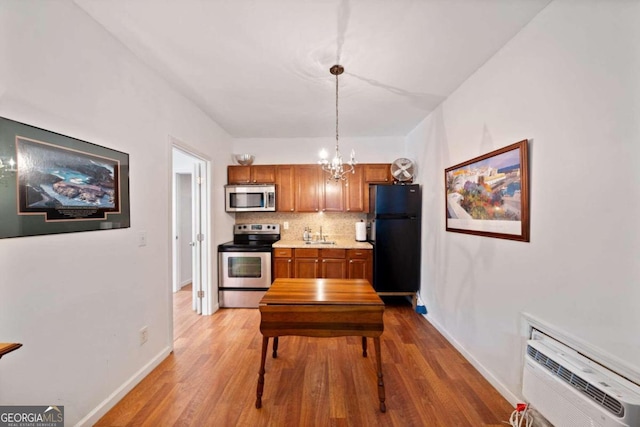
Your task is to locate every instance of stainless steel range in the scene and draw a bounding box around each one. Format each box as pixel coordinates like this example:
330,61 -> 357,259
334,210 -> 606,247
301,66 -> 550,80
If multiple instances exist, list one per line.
217,223 -> 280,308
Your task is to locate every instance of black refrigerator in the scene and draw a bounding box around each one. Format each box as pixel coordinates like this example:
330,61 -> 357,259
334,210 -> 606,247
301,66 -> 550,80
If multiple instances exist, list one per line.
367,184 -> 421,292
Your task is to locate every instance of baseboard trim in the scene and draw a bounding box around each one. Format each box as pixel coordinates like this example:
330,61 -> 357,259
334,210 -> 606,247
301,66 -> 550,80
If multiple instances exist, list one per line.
421,313 -> 519,406
75,346 -> 172,427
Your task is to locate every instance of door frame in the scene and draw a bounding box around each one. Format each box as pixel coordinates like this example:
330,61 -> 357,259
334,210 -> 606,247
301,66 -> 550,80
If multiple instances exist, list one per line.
169,138 -> 213,340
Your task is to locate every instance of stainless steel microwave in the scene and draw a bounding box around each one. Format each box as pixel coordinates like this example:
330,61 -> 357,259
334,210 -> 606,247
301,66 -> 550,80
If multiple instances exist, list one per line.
225,184 -> 276,212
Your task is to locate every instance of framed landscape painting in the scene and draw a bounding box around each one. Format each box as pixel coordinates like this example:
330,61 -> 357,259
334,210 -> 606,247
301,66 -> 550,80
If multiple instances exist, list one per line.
0,116 -> 130,239
445,140 -> 529,242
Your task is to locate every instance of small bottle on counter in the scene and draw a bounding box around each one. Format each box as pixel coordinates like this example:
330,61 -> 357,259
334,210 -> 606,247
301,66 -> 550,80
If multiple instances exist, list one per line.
303,227 -> 310,242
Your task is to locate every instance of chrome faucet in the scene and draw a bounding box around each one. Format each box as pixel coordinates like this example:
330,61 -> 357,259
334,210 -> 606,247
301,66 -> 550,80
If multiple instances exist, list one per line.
319,225 -> 325,241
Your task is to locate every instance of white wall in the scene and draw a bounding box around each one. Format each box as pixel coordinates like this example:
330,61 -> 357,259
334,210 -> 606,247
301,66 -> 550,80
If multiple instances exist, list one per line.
406,0 -> 640,403
0,2 -> 234,425
177,174 -> 193,286
232,136 -> 406,164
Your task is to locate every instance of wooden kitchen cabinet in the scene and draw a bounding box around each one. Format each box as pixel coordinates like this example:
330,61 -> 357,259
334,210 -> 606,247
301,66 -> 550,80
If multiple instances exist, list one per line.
272,248 -> 294,279
228,165 -> 276,184
276,165 -> 295,212
294,164 -> 347,213
293,248 -> 320,278
322,179 -> 344,212
292,248 -> 347,279
363,163 -> 392,183
228,165 -> 251,184
320,248 -> 347,279
229,162 -> 391,213
277,247 -> 371,282
344,165 -> 364,212
363,163 -> 392,213
295,164 -> 347,213
347,249 -> 373,285
294,165 -> 322,212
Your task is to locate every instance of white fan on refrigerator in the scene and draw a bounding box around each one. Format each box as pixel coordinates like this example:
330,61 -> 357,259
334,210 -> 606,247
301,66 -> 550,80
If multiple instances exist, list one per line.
390,158 -> 415,183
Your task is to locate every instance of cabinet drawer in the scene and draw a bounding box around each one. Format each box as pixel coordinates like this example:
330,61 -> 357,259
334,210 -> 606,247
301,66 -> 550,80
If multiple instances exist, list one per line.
320,249 -> 346,259
273,248 -> 292,258
347,249 -> 370,259
294,248 -> 319,258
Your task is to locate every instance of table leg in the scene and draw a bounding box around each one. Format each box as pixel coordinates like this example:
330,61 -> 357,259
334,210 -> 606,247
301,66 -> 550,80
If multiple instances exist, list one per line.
374,337 -> 386,413
272,336 -> 279,358
256,336 -> 269,409
362,336 -> 367,357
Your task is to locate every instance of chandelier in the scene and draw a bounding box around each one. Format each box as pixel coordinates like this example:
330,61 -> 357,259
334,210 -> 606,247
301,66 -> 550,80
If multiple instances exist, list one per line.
318,64 -> 356,181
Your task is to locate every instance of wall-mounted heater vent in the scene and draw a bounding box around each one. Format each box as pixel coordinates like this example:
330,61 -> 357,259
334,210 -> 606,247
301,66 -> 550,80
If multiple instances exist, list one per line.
523,337 -> 640,427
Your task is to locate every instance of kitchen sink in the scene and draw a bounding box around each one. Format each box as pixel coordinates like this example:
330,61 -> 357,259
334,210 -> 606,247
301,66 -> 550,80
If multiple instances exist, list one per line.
304,241 -> 336,245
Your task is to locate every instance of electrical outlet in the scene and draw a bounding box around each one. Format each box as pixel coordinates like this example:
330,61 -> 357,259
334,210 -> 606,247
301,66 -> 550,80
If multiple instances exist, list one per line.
138,231 -> 147,247
140,326 -> 148,345
283,221 -> 289,230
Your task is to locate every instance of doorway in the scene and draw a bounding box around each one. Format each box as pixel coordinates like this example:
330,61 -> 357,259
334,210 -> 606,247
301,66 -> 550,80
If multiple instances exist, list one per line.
176,172 -> 193,296
172,146 -> 210,316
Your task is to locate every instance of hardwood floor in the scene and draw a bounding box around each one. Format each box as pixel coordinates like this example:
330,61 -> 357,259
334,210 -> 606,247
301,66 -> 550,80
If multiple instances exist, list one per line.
95,292 -> 513,426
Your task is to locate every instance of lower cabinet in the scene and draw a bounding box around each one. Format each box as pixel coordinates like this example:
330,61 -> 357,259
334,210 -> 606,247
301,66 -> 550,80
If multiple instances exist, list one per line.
294,257 -> 320,278
273,248 -> 294,279
294,248 -> 347,279
347,249 -> 373,285
273,247 -> 372,284
319,249 -> 347,279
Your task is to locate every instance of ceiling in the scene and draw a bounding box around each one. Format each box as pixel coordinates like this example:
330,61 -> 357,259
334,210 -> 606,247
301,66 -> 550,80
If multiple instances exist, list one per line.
76,0 -> 551,139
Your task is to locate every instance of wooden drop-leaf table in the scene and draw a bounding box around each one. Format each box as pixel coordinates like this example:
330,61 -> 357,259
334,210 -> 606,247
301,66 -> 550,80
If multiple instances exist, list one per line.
255,278 -> 386,412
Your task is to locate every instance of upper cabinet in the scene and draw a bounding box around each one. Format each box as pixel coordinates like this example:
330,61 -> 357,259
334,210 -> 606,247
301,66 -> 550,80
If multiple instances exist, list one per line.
362,163 -> 392,212
363,163 -> 392,184
275,165 -> 295,212
228,165 -> 276,184
227,163 -> 391,213
296,165 -> 345,213
344,165 -> 364,212
322,178 -> 344,212
294,165 -> 322,212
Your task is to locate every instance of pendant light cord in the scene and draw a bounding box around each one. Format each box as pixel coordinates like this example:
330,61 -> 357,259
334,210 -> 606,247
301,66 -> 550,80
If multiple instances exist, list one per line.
320,64 -> 353,181
335,69 -> 340,154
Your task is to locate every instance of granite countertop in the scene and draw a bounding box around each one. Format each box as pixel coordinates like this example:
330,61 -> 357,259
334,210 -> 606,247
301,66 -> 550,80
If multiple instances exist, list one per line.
273,239 -> 372,249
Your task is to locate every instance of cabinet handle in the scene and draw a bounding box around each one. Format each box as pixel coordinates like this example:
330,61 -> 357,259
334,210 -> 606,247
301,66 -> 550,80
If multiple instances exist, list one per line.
290,208 -> 294,211
355,252 -> 362,255
349,260 -> 353,263
315,260 -> 319,263
288,259 -> 291,263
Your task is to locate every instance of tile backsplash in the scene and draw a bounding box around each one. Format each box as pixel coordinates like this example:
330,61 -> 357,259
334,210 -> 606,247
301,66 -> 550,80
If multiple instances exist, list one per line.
236,212 -> 367,241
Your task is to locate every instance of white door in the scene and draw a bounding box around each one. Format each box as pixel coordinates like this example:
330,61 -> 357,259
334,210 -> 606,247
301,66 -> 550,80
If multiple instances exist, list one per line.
191,161 -> 204,314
